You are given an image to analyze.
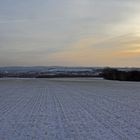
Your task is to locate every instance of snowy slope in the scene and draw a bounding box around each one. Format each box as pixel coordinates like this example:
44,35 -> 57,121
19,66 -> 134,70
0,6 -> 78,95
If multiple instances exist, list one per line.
0,78 -> 140,140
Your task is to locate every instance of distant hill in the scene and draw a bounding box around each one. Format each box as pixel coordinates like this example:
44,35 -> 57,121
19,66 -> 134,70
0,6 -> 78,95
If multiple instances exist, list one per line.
0,66 -> 139,78
0,66 -> 103,78
0,66 -> 101,73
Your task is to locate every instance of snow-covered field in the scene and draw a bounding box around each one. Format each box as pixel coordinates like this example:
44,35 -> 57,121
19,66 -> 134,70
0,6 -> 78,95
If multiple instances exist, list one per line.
0,78 -> 140,140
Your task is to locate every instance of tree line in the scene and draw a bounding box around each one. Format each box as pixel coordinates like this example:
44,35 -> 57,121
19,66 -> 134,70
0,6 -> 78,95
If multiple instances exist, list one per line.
102,68 -> 140,81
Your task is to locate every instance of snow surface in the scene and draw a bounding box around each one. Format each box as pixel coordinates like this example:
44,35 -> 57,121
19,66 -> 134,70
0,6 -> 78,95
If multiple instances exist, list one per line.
0,78 -> 140,140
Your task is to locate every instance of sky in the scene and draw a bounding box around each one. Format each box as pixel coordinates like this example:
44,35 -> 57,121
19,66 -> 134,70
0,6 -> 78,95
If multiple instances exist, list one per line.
0,0 -> 140,67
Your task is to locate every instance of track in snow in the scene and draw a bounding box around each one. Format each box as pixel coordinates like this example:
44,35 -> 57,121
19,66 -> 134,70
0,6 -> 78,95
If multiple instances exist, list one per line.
0,78 -> 140,140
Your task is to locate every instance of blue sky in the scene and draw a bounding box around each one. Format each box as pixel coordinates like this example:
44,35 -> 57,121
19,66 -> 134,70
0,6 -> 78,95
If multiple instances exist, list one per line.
0,0 -> 140,67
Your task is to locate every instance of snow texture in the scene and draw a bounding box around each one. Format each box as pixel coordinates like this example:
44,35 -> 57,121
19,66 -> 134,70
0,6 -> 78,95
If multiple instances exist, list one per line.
0,78 -> 140,140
